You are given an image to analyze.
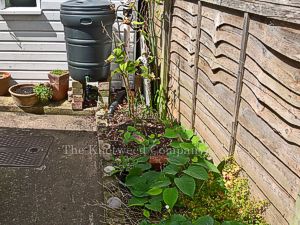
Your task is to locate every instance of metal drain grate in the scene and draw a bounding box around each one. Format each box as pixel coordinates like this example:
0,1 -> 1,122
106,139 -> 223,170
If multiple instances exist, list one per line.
0,135 -> 54,167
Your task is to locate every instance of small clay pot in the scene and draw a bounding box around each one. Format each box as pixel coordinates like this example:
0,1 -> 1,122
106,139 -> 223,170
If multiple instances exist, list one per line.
9,83 -> 38,107
0,72 -> 11,96
48,71 -> 69,101
149,155 -> 168,171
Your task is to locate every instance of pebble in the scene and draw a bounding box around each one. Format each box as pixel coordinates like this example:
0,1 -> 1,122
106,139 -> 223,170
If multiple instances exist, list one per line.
107,197 -> 122,209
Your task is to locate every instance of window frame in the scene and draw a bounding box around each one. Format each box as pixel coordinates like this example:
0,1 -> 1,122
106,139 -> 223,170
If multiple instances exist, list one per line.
0,0 -> 41,15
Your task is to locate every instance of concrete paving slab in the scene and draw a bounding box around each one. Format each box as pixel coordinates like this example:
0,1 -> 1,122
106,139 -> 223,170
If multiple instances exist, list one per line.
0,127 -> 104,225
0,112 -> 97,131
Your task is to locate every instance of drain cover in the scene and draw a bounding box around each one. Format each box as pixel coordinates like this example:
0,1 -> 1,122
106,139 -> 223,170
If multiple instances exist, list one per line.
0,135 -> 54,167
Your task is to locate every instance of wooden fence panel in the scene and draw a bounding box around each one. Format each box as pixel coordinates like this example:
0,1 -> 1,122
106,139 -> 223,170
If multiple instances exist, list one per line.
163,0 -> 300,224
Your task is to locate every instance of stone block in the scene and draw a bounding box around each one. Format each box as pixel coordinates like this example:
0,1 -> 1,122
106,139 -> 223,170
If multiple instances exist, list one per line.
98,82 -> 110,91
72,80 -> 83,89
73,94 -> 84,102
72,88 -> 83,95
71,101 -> 83,111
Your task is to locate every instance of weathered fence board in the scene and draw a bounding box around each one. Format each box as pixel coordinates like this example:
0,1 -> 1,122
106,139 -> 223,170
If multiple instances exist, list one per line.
163,0 -> 300,224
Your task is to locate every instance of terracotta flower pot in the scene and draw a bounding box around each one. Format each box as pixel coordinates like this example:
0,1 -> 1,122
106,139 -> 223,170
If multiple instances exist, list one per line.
149,155 -> 168,171
48,71 -> 69,101
0,72 -> 11,96
9,83 -> 38,107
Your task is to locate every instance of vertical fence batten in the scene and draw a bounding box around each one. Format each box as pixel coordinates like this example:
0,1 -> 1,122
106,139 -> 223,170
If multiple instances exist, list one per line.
159,0 -> 173,118
191,0 -> 202,130
228,12 -> 250,156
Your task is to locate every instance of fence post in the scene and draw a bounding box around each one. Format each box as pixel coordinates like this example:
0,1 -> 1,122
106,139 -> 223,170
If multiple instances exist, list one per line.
229,13 -> 250,156
159,0 -> 173,119
191,0 -> 203,130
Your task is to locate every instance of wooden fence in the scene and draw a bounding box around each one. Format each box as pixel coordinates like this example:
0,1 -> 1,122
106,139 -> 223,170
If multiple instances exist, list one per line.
156,0 -> 300,224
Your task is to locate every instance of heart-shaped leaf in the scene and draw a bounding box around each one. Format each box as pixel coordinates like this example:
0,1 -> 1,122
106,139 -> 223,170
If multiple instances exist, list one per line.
145,198 -> 162,212
164,128 -> 178,138
183,165 -> 209,180
163,187 -> 178,209
168,155 -> 190,166
163,164 -> 180,175
174,175 -> 195,197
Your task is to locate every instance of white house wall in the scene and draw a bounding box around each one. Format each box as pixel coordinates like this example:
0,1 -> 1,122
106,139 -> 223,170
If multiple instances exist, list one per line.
0,0 -> 136,89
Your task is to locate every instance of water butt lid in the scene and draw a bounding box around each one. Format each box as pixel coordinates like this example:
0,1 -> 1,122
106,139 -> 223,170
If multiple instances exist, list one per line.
61,0 -> 113,11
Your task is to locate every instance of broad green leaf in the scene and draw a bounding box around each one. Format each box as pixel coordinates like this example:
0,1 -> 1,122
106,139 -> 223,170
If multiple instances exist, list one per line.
143,209 -> 150,218
136,163 -> 152,171
145,198 -> 162,212
183,165 -> 209,180
191,136 -> 201,145
193,215 -> 214,225
180,142 -> 195,150
106,54 -> 115,62
128,197 -> 148,207
204,160 -> 220,174
184,129 -> 194,139
163,164 -> 180,175
163,188 -> 178,209
164,128 -> 178,139
197,143 -> 208,152
174,175 -> 195,197
170,141 -> 181,148
147,187 -> 163,196
151,177 -> 171,188
168,155 -> 190,166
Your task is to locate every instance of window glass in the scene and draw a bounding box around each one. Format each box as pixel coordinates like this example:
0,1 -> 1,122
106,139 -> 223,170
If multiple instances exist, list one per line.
5,0 -> 37,7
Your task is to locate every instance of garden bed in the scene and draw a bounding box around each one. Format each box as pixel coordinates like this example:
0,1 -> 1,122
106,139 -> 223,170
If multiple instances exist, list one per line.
98,104 -> 269,225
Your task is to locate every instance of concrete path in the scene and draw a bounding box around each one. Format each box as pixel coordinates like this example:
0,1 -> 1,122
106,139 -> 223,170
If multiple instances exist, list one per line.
0,113 -> 104,225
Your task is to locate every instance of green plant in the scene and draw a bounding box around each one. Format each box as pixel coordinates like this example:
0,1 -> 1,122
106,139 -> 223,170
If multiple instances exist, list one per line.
123,126 -> 161,154
125,137 -> 217,217
106,46 -> 155,117
33,83 -> 52,104
50,69 -> 67,76
140,214 -> 246,225
182,161 -> 268,225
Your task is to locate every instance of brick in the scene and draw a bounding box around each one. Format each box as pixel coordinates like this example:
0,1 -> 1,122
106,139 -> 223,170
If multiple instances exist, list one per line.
71,101 -> 83,111
72,80 -> 83,89
73,94 -> 84,102
72,88 -> 83,95
98,82 -> 110,91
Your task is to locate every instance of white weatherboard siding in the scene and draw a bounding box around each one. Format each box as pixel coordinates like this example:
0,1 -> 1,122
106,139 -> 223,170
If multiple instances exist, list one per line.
0,0 -> 136,89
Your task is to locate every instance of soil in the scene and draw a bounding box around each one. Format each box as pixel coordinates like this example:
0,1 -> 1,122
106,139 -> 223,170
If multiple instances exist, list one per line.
14,87 -> 34,95
98,101 -> 171,157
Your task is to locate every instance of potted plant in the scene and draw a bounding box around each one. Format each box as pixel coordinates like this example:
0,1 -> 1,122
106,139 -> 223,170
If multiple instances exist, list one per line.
33,83 -> 53,105
48,70 -> 69,101
0,72 -> 11,96
9,83 -> 38,107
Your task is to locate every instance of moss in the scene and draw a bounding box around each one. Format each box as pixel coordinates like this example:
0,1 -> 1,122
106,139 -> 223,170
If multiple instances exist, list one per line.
50,70 -> 67,76
181,160 -> 269,225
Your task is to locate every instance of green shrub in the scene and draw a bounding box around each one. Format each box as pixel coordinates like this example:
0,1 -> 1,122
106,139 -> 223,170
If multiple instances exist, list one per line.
33,84 -> 52,104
